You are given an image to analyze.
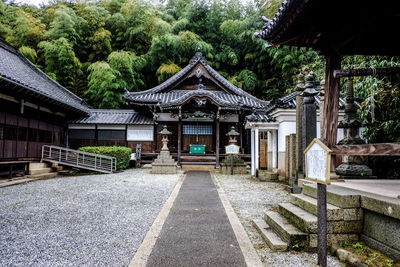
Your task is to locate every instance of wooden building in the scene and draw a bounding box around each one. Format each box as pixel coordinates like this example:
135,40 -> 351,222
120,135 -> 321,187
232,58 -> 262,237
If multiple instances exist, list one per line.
123,50 -> 269,166
0,39 -> 90,163
68,109 -> 152,150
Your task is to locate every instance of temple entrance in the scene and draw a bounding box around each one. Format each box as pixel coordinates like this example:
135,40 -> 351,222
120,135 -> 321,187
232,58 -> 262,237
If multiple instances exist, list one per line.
182,124 -> 214,153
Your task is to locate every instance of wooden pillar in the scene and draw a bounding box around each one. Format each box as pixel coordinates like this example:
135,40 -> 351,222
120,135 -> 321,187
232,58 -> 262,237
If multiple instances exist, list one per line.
215,119 -> 220,167
94,124 -> 98,146
152,123 -> 157,152
178,119 -> 182,166
322,54 -> 341,146
125,125 -> 128,147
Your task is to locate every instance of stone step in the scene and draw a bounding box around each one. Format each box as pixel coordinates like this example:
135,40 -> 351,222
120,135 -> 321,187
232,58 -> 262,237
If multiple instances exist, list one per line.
279,202 -> 363,234
302,183 -> 361,208
264,211 -> 308,249
28,172 -> 58,180
251,219 -> 287,251
29,168 -> 52,175
291,194 -> 362,221
29,162 -> 48,169
278,202 -> 318,233
290,194 -> 344,221
309,233 -> 359,249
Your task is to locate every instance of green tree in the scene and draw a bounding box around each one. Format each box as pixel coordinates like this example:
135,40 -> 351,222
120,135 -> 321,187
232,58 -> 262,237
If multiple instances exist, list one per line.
19,46 -> 37,63
38,37 -> 82,91
85,61 -> 125,108
156,62 -> 182,83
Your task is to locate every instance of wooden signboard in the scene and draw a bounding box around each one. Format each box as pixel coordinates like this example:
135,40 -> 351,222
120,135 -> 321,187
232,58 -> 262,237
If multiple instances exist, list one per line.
225,144 -> 240,155
304,138 -> 332,185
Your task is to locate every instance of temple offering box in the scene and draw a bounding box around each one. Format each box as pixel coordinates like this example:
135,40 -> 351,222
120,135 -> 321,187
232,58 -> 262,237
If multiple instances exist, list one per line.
190,144 -> 206,154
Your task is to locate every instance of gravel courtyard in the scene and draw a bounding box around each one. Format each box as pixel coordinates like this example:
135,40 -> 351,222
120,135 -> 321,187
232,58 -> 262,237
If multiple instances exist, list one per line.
215,173 -> 344,267
0,169 -> 181,267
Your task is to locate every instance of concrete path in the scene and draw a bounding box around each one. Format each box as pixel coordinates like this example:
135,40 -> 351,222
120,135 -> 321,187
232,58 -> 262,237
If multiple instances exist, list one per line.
145,171 -> 248,267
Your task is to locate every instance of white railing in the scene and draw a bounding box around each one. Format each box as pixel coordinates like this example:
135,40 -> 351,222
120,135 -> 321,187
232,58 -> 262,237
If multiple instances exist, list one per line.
41,145 -> 117,174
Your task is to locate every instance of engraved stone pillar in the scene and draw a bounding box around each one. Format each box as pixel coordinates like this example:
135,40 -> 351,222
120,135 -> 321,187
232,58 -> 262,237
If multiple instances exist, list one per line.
336,79 -> 373,178
289,133 -> 296,179
319,79 -> 325,137
285,135 -> 289,179
302,72 -> 318,171
296,73 -> 305,179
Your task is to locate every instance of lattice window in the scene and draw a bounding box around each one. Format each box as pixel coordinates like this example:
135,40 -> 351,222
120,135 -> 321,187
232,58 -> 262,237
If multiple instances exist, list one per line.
182,125 -> 212,135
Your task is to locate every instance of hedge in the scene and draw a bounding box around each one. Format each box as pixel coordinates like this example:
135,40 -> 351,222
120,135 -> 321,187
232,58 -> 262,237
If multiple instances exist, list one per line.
78,146 -> 132,171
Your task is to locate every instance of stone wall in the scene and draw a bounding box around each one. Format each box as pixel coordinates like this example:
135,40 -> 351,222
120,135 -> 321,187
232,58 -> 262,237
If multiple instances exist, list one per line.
361,210 -> 400,261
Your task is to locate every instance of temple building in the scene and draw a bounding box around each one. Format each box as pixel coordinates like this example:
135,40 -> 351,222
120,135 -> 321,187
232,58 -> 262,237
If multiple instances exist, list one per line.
123,51 -> 268,166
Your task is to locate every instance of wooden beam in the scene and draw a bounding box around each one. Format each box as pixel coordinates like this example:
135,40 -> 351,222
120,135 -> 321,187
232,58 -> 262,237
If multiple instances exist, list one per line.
333,67 -> 400,79
332,143 -> 400,156
322,54 -> 341,147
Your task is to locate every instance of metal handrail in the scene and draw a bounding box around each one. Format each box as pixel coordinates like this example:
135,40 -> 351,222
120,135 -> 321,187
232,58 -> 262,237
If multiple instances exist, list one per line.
41,145 -> 117,174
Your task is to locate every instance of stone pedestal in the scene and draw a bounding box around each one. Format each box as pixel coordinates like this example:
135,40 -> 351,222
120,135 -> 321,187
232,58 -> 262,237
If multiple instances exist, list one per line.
220,155 -> 247,175
151,150 -> 177,174
152,127 -> 177,174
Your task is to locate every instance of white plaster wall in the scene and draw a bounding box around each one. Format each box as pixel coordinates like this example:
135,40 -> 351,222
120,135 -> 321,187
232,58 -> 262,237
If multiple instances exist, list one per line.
278,121 -> 296,152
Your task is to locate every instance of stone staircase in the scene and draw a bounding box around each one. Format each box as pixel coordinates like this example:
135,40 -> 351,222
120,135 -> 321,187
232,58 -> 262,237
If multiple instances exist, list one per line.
28,162 -> 59,179
252,183 -> 362,251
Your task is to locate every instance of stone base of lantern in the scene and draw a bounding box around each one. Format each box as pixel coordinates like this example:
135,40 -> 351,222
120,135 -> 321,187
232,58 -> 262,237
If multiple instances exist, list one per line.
220,155 -> 247,175
151,150 -> 177,174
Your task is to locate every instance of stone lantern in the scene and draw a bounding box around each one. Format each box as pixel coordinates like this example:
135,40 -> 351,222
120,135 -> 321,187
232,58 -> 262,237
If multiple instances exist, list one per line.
152,125 -> 177,174
159,125 -> 172,151
226,126 -> 240,145
220,126 -> 246,175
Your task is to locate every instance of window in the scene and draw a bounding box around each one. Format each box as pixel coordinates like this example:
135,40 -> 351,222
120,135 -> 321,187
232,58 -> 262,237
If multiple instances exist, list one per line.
183,125 -> 212,135
98,130 -> 125,140
68,129 -> 95,140
127,125 -> 153,141
28,128 -> 37,142
3,125 -> 17,140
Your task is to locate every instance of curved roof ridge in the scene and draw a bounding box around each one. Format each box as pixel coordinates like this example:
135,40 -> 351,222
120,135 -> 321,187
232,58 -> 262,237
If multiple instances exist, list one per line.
124,51 -> 269,109
159,88 -> 234,108
124,52 -> 205,97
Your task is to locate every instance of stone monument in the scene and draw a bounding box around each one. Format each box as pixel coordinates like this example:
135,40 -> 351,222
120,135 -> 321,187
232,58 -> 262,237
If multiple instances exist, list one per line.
335,79 -> 374,178
220,126 -> 247,175
151,125 -> 177,174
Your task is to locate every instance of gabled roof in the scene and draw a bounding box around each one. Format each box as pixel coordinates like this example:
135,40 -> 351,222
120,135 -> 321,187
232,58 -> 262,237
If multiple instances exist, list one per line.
0,39 -> 90,115
70,109 -> 153,125
255,0 -> 400,55
124,51 -> 268,110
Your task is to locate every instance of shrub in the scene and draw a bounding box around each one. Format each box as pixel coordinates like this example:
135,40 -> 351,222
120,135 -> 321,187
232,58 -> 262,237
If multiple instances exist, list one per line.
79,146 -> 132,171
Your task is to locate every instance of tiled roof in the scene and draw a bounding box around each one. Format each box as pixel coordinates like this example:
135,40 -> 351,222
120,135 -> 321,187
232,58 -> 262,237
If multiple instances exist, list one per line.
124,51 -> 268,110
254,0 -> 305,41
0,39 -> 90,115
245,112 -> 276,123
247,90 -> 362,123
70,109 -> 153,125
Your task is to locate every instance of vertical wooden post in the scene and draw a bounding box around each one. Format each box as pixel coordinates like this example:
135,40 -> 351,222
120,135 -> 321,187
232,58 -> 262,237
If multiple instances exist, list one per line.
125,125 -> 128,147
215,119 -> 220,168
255,127 -> 259,171
322,54 -> 341,146
94,124 -> 98,146
153,123 -> 157,152
178,119 -> 182,166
